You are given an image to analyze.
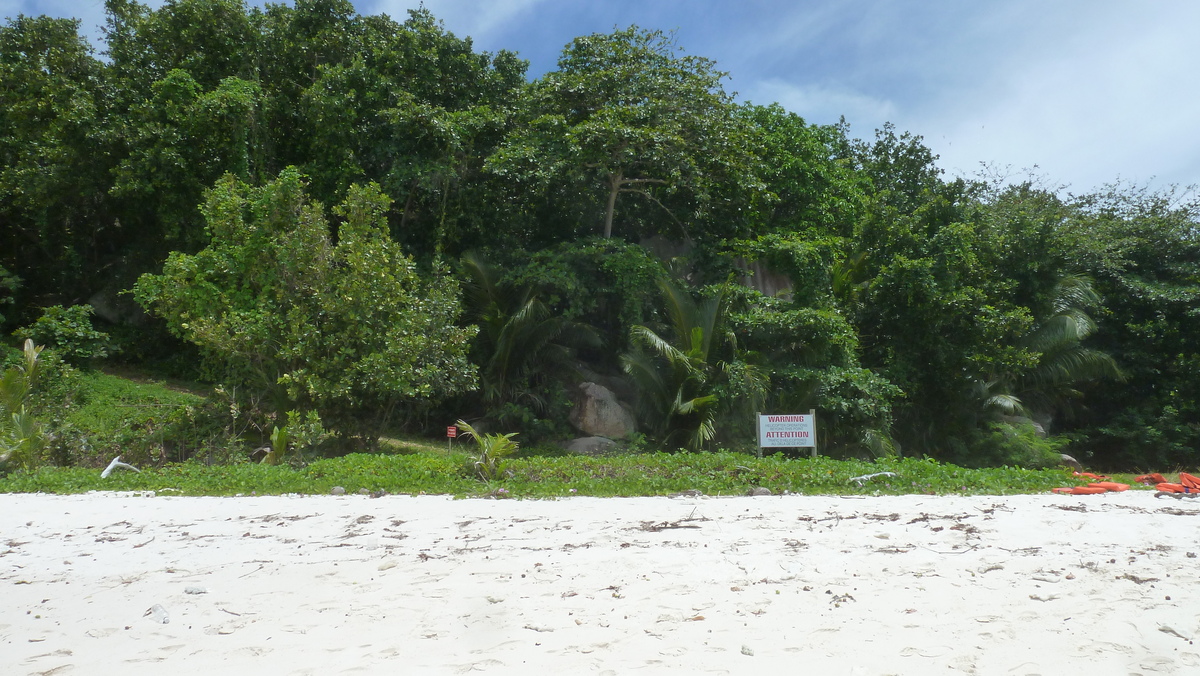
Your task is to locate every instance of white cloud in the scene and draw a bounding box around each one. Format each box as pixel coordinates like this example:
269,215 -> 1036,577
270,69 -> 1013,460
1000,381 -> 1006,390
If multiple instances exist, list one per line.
364,0 -> 546,46
729,0 -> 1200,191
903,2 -> 1200,190
743,78 -> 896,131
1,0 -> 112,43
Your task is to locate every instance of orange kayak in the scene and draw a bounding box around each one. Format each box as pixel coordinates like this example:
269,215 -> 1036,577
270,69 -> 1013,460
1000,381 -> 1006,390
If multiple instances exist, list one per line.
1053,485 -> 1110,495
1053,481 -> 1129,495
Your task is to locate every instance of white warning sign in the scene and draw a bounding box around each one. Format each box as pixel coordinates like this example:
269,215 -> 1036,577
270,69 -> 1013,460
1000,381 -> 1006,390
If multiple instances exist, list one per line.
758,414 -> 816,448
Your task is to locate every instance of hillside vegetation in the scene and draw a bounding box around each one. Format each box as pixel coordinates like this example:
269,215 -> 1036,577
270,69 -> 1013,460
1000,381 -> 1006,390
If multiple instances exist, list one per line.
2,1 -> 1197,477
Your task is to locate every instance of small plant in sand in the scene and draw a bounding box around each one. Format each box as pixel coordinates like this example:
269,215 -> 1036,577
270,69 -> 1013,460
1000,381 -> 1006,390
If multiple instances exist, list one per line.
261,424 -> 290,466
457,419 -> 518,482
261,411 -> 330,465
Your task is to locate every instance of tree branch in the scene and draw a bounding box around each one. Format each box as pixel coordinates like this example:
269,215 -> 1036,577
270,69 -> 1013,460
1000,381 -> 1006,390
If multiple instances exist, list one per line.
621,187 -> 692,243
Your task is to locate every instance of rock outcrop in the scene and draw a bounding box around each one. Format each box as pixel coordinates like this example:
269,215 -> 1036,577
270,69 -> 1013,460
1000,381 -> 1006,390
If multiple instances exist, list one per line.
569,382 -> 636,439
564,436 -> 620,456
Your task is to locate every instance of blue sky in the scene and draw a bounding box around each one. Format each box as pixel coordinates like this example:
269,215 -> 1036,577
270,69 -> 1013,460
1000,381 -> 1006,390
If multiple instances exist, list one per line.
6,0 -> 1199,193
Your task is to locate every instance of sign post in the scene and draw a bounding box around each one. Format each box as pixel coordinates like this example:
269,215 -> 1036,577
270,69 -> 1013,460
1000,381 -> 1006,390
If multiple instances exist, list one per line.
755,411 -> 762,458
446,425 -> 457,452
757,411 -> 818,458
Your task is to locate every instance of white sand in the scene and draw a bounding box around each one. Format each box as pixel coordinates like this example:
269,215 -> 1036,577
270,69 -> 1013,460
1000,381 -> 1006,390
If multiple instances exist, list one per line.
2,491 -> 1198,675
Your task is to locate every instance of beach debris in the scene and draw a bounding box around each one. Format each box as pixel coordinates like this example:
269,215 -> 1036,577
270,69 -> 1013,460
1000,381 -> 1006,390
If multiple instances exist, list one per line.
184,586 -> 207,595
828,592 -> 856,607
101,456 -> 141,478
1052,504 -> 1088,512
849,472 -> 896,486
357,488 -> 370,495
1158,624 -> 1192,641
640,519 -> 701,532
330,486 -> 346,496
747,487 -> 773,496
667,489 -> 704,498
145,604 -> 170,624
741,645 -> 754,656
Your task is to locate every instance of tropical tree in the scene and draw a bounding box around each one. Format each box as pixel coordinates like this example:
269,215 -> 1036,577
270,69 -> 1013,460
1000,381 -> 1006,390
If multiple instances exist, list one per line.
729,291 -> 901,457
134,168 -> 477,448
487,26 -> 761,241
459,250 -> 599,427
738,104 -> 866,239
1059,183 -> 1200,467
1009,274 -> 1121,420
0,15 -> 112,313
622,279 -> 763,450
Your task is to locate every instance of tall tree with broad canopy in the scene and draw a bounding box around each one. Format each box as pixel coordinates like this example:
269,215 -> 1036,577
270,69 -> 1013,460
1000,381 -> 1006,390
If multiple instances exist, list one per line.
1060,183 -> 1200,468
134,168 -> 477,448
487,26 -> 762,241
0,15 -> 111,315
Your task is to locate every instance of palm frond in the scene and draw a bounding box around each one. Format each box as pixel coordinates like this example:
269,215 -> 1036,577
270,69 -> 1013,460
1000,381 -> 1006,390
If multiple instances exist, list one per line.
1025,346 -> 1122,389
983,393 -> 1026,417
1050,273 -> 1101,315
629,325 -> 698,373
860,427 -> 899,458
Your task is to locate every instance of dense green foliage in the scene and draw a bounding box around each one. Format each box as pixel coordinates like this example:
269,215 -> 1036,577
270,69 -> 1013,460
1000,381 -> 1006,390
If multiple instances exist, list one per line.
133,168 -> 477,447
1,1 -> 1196,473
0,449 -> 1094,497
13,304 -> 113,364
0,340 -> 51,470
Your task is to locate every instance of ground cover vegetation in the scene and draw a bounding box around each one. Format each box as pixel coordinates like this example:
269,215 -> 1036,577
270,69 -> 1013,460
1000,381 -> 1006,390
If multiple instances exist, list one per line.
2,1 -> 1197,482
0,449 -> 1109,498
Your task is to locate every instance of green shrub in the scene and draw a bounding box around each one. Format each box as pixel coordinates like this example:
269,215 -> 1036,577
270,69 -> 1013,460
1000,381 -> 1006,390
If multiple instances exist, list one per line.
59,372 -> 218,467
955,421 -> 1069,469
0,265 -> 18,328
14,305 -> 112,365
1,340 -> 52,472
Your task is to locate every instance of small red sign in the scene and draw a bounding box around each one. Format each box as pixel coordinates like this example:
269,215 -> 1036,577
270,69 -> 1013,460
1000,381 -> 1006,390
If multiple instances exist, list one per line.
446,426 -> 457,438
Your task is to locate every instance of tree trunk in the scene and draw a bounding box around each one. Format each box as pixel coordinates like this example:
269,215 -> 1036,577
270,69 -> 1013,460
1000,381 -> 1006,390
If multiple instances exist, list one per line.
603,172 -> 621,238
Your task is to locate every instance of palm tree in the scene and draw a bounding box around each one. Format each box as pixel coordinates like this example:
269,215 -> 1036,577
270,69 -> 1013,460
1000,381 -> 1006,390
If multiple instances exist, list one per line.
1014,274 -> 1122,422
977,274 -> 1121,429
460,251 -> 600,419
622,279 -> 764,450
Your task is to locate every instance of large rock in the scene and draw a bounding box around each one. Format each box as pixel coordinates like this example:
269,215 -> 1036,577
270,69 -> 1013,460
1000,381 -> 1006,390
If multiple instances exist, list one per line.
569,382 -> 636,439
565,436 -> 620,456
1059,454 -> 1084,471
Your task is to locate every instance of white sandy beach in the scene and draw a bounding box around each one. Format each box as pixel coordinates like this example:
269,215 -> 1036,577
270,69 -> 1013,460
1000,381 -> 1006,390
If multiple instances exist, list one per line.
3,491 -> 1198,675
